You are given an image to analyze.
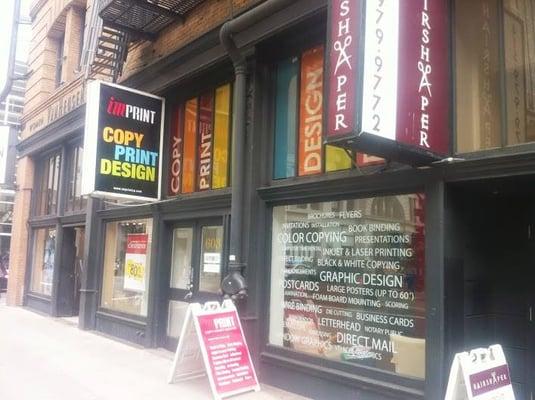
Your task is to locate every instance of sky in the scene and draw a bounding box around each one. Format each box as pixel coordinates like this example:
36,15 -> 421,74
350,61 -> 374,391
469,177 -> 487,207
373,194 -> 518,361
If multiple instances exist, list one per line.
0,0 -> 31,91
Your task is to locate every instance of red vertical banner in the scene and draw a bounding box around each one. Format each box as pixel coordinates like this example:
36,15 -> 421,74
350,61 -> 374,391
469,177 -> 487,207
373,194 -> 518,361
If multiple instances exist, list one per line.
182,98 -> 198,194
197,93 -> 214,191
327,0 -> 361,138
396,0 -> 449,154
168,105 -> 184,196
298,46 -> 324,176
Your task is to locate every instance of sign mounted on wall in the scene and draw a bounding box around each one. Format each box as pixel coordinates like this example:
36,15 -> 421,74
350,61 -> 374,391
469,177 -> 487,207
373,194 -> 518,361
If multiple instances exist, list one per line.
82,80 -> 164,201
445,345 -> 515,400
168,300 -> 260,400
326,0 -> 450,165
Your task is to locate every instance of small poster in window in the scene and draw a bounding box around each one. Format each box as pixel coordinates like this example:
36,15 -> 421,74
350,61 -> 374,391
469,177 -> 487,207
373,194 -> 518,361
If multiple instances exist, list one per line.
124,234 -> 148,292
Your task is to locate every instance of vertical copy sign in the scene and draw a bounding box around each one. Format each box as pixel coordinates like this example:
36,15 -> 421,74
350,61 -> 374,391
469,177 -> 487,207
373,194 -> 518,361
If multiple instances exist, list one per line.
124,234 -> 148,292
168,301 -> 260,400
326,0 -> 450,165
82,81 -> 164,200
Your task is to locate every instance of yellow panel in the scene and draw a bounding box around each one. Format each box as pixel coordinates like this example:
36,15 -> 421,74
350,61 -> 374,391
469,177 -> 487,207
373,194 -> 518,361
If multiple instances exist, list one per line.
212,84 -> 231,189
325,145 -> 352,172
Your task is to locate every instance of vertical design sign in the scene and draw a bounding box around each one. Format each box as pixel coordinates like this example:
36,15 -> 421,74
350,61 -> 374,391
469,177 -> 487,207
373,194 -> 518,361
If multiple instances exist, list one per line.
327,0 -> 361,137
124,234 -> 148,292
82,81 -> 164,200
169,106 -> 184,196
198,93 -> 214,191
326,0 -> 450,165
299,46 -> 324,176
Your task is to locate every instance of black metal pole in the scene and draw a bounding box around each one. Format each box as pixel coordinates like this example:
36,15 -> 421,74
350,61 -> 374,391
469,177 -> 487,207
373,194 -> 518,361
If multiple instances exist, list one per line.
0,0 -> 21,104
219,0 -> 295,300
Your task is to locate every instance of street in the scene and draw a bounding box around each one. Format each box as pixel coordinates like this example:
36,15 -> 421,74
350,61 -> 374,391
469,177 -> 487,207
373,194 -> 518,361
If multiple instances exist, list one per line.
0,300 -> 307,400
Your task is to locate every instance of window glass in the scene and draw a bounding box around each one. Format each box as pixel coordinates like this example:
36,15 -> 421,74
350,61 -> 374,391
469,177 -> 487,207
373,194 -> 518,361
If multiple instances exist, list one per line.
101,219 -> 153,316
30,227 -> 56,296
168,83 -> 232,196
456,0 -> 535,151
269,195 -> 426,379
170,228 -> 193,289
36,153 -> 61,216
199,225 -> 223,293
272,45 -> 376,179
66,145 -> 86,213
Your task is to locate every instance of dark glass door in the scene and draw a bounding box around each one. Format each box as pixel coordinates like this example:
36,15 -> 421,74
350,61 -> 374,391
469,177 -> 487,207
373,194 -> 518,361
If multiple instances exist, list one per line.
163,218 -> 225,351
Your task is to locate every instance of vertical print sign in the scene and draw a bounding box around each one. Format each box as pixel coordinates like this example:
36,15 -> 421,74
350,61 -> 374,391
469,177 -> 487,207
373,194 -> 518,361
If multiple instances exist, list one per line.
169,301 -> 260,400
326,0 -> 450,165
82,80 -> 164,200
124,234 -> 148,292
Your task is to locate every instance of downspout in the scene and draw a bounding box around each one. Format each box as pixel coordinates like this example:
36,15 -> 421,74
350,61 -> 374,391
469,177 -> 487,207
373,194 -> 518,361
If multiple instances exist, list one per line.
0,0 -> 21,104
220,0 -> 294,300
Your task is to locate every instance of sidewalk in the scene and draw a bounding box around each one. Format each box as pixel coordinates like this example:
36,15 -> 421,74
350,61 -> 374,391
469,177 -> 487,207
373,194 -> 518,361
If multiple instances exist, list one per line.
0,301 -> 308,400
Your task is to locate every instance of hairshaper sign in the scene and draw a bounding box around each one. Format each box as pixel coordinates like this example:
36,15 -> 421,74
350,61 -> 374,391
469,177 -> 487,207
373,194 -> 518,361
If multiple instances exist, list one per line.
326,0 -> 450,165
82,81 -> 165,201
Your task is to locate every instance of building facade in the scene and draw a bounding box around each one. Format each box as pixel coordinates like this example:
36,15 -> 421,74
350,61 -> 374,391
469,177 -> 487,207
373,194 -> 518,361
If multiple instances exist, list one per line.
8,0 -> 535,399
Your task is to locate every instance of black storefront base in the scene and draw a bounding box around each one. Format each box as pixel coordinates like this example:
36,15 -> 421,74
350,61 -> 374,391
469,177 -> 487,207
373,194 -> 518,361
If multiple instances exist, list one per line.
25,293 -> 53,315
95,311 -> 148,347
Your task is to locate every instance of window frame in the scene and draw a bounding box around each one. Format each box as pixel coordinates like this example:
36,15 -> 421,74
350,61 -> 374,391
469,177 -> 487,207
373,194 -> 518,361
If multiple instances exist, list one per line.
32,149 -> 62,218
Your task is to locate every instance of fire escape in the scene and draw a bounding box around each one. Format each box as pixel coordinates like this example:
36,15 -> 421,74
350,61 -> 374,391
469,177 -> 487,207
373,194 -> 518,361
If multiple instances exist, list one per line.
83,0 -> 206,83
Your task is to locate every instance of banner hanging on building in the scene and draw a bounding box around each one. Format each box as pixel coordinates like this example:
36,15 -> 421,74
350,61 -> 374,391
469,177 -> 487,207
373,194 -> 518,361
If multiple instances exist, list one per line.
124,234 -> 148,292
326,0 -> 449,165
82,80 -> 164,200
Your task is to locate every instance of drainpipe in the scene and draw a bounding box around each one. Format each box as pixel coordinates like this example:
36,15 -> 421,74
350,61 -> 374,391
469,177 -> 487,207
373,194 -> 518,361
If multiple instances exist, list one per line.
0,0 -> 21,104
220,0 -> 294,300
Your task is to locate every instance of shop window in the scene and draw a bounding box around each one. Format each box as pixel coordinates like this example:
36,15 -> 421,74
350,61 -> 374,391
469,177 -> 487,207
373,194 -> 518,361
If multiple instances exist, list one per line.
55,35 -> 65,88
168,84 -> 232,196
101,218 -> 153,316
35,153 -> 61,216
269,194 -> 426,379
29,227 -> 56,296
456,0 -> 535,152
65,144 -> 86,213
272,46 -> 383,180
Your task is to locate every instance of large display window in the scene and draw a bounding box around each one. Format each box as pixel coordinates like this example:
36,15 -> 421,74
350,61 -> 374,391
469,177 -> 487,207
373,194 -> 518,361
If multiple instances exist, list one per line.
101,218 -> 153,316
456,0 -> 535,151
30,227 -> 57,296
269,195 -> 426,379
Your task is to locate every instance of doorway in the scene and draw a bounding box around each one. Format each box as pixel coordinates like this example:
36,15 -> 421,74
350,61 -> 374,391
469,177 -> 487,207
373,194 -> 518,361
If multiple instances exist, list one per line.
448,178 -> 535,400
161,218 -> 226,351
57,226 -> 85,317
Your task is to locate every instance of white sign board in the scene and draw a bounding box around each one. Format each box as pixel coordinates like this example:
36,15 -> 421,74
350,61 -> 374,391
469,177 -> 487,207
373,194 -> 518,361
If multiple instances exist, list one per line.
168,300 -> 260,400
445,345 -> 515,400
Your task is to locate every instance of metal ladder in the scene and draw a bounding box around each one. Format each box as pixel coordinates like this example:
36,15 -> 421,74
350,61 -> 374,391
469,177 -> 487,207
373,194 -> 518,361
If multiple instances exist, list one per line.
80,1 -> 130,83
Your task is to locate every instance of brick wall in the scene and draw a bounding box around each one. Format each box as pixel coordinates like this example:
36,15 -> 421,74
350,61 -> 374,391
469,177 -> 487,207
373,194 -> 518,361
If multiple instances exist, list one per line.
120,0 -> 257,81
7,157 -> 34,306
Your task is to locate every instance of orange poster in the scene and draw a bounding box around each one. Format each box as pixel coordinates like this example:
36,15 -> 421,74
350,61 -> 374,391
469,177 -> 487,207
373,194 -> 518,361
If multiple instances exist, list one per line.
298,46 -> 324,176
182,98 -> 198,193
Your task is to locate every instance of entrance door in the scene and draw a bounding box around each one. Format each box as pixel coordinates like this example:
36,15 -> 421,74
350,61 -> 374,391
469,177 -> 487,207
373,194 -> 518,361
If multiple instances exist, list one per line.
163,219 -> 225,350
449,182 -> 535,400
57,226 -> 85,317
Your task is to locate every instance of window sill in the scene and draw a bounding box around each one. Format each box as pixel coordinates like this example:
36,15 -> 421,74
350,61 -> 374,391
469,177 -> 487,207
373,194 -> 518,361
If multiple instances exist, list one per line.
261,346 -> 424,399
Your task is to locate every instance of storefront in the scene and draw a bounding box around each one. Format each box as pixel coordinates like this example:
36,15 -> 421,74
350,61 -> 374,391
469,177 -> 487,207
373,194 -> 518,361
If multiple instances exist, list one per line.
16,0 -> 535,399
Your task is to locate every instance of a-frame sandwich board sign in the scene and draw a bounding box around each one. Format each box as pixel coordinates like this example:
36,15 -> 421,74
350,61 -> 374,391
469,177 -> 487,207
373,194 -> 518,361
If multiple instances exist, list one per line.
168,300 -> 260,400
445,344 -> 515,400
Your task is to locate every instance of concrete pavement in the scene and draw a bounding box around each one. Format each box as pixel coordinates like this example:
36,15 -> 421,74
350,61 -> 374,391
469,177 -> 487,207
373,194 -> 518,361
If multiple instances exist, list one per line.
0,300 -> 308,400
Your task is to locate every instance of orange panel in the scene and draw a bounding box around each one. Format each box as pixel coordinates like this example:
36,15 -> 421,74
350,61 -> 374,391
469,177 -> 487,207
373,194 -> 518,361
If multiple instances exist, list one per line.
182,98 -> 198,193
298,46 -> 324,176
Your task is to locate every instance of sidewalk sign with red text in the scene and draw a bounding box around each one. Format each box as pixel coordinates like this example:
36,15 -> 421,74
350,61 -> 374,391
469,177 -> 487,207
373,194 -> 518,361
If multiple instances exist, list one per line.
168,300 -> 260,400
445,345 -> 515,400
